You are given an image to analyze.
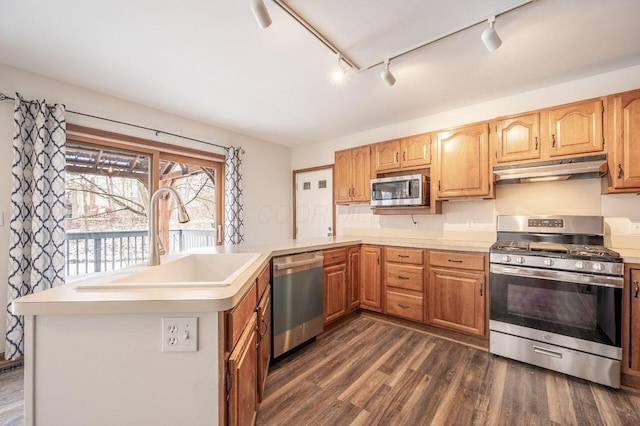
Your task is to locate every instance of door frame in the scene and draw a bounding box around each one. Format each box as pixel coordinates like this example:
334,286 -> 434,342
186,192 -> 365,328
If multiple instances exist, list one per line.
292,164 -> 335,239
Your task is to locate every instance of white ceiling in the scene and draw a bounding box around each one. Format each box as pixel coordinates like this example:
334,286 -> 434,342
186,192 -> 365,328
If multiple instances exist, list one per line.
1,0 -> 640,147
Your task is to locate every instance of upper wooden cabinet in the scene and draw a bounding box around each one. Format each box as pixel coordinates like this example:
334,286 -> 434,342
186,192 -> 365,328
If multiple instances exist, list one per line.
495,112 -> 541,164
608,89 -> 640,191
372,133 -> 431,174
547,99 -> 604,157
436,122 -> 491,199
334,146 -> 371,204
372,133 -> 431,173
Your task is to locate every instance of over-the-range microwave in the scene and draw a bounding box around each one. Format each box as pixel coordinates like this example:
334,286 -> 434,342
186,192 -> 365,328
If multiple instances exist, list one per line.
370,174 -> 429,207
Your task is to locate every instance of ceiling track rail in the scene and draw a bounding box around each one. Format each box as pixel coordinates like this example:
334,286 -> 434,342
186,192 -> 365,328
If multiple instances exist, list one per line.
271,0 -> 536,72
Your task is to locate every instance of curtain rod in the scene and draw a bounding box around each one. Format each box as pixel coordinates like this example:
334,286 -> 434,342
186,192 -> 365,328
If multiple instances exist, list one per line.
0,91 -> 233,152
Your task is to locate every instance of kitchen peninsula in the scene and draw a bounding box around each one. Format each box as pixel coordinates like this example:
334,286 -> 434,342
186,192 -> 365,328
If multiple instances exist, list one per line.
13,235 -> 494,426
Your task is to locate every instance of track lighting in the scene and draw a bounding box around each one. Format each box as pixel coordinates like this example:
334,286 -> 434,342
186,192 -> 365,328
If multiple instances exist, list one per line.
332,53 -> 347,82
481,16 -> 502,52
250,0 -> 272,29
380,59 -> 396,87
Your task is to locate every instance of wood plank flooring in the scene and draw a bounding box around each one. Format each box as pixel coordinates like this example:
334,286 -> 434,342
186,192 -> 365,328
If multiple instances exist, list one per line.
0,366 -> 24,426
257,314 -> 640,426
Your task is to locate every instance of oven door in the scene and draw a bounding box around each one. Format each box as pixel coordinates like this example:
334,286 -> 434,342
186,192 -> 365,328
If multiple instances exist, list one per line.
490,264 -> 622,350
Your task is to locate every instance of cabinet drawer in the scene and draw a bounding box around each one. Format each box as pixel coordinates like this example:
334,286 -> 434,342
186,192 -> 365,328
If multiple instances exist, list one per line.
226,283 -> 257,353
386,263 -> 424,292
429,250 -> 485,271
386,290 -> 424,322
324,248 -> 348,266
256,264 -> 270,300
386,247 -> 424,265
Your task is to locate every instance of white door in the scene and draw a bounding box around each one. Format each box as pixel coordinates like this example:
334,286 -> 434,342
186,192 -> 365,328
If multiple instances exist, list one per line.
295,168 -> 333,239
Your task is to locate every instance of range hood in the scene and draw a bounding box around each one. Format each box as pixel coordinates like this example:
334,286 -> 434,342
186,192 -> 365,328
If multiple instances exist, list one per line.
494,154 -> 608,184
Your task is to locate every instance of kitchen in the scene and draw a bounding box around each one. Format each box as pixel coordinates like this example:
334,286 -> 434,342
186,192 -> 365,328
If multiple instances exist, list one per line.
2,1 -> 640,425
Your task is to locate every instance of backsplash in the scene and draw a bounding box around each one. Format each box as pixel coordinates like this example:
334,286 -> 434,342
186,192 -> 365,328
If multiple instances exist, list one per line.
337,178 -> 640,249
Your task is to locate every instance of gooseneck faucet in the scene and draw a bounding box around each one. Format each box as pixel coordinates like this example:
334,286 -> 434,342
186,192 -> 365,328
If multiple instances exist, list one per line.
148,187 -> 190,266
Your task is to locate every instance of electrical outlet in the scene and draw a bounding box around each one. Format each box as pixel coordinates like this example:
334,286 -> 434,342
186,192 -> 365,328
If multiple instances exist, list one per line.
412,218 -> 419,229
466,221 -> 473,230
630,222 -> 640,235
162,317 -> 198,352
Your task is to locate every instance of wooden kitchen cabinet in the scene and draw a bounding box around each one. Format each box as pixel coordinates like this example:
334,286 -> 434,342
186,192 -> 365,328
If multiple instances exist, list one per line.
347,246 -> 361,312
323,248 -> 348,324
256,265 -> 271,403
495,112 -> 541,164
547,98 -> 604,157
228,312 -> 258,426
334,146 -> 371,204
372,133 -> 431,173
607,89 -> 640,191
623,264 -> 640,378
361,245 -> 382,311
436,122 -> 491,199
384,247 -> 426,322
428,250 -> 487,337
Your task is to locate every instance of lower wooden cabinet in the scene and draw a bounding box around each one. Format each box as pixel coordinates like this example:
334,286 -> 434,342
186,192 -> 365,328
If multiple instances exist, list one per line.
384,247 -> 426,322
427,250 -> 487,337
361,245 -> 382,311
228,312 -> 258,426
256,284 -> 271,403
347,246 -> 361,312
324,262 -> 347,324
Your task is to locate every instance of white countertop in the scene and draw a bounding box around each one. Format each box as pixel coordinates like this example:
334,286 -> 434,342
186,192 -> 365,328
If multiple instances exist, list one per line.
11,236 -> 493,316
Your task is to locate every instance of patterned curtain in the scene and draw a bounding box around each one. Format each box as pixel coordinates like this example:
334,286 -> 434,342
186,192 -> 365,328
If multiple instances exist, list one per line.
224,146 -> 244,245
5,94 -> 66,361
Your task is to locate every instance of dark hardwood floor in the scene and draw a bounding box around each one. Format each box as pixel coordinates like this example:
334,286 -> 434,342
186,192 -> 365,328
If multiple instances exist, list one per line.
0,365 -> 24,426
257,314 -> 640,426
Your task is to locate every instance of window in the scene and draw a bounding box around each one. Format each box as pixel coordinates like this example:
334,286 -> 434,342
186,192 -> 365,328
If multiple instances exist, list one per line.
64,127 -> 224,276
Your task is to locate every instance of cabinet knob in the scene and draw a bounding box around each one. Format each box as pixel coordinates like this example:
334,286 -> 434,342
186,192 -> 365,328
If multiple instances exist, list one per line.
617,163 -> 624,179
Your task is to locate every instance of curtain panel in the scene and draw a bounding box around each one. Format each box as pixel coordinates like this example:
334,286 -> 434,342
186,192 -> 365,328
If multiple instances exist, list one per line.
224,146 -> 244,245
5,94 -> 66,361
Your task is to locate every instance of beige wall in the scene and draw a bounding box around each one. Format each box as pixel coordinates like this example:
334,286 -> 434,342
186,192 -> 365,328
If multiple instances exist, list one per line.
293,64 -> 640,248
0,64 -> 293,354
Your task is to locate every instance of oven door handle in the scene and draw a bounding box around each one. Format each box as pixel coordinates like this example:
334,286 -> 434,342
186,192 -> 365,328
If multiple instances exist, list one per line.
490,264 -> 623,288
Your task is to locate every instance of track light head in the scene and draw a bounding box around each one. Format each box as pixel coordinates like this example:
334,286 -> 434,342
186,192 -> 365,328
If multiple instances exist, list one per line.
250,0 -> 272,29
380,59 -> 396,87
481,16 -> 502,52
332,54 -> 347,82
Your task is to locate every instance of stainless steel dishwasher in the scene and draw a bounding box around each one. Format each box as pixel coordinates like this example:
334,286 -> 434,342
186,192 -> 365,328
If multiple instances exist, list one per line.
272,251 -> 324,358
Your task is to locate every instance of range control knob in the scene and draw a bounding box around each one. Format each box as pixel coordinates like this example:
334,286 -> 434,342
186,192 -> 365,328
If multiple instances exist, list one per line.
515,256 -> 525,264
575,261 -> 585,269
544,258 -> 554,266
501,255 -> 512,263
593,263 -> 604,272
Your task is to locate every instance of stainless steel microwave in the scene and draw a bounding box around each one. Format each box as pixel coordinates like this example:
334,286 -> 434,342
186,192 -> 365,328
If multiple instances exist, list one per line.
370,174 -> 429,207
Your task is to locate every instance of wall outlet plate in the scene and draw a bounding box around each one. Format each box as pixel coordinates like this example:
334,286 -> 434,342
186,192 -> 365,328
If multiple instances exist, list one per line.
162,317 -> 198,352
630,222 -> 640,235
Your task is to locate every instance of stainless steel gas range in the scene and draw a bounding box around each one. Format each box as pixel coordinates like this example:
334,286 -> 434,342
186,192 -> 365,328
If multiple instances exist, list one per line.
489,215 -> 623,388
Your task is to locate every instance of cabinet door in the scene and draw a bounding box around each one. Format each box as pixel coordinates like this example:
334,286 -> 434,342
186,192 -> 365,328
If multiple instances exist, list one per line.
612,90 -> 640,189
347,247 -> 360,312
256,287 -> 271,403
373,139 -> 401,172
629,269 -> 640,373
228,313 -> 258,426
334,149 -> 352,204
351,146 -> 372,202
401,133 -> 431,167
324,263 -> 347,324
361,246 -> 382,311
495,113 -> 541,163
548,99 -> 604,157
437,122 -> 491,198
428,268 -> 486,337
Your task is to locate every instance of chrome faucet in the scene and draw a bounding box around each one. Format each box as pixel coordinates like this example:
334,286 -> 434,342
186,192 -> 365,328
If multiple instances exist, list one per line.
148,187 -> 190,266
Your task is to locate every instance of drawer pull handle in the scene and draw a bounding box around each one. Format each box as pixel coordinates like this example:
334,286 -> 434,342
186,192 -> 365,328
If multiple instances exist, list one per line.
634,280 -> 639,298
398,254 -> 410,258
533,346 -> 563,359
448,259 -> 463,263
332,255 -> 340,259
398,304 -> 410,309
398,276 -> 410,280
